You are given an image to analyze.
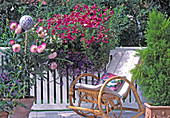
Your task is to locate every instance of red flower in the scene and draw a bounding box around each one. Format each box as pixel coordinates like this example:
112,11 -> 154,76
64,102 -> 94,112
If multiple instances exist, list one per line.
104,17 -> 108,21
74,6 -> 77,10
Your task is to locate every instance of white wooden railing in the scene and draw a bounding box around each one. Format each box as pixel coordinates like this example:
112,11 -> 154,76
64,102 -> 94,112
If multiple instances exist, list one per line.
0,47 -> 147,110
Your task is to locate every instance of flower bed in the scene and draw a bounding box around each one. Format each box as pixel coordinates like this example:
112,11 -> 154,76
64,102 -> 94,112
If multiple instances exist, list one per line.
3,4 -> 117,80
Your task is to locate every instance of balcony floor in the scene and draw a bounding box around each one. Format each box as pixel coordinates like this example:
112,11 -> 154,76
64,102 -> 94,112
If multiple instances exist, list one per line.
29,110 -> 145,118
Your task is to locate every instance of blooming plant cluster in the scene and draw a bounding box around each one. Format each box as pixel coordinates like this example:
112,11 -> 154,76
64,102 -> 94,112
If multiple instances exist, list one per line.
33,4 -> 116,76
43,4 -> 115,47
0,69 -> 25,99
3,4 -> 116,87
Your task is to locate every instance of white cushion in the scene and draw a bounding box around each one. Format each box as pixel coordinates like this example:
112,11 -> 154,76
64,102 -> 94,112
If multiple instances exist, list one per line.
76,83 -> 122,98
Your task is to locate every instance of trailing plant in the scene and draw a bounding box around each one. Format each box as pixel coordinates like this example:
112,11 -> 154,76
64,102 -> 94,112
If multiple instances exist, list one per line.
131,10 -> 170,106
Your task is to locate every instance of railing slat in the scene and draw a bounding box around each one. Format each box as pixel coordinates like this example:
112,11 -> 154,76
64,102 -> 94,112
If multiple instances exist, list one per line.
56,70 -> 61,104
49,71 -> 54,104
43,71 -> 48,104
36,76 -> 42,104
63,76 -> 67,104
30,74 -> 35,97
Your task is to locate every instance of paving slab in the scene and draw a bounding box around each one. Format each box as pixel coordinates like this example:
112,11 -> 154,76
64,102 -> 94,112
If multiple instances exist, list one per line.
29,111 -> 145,118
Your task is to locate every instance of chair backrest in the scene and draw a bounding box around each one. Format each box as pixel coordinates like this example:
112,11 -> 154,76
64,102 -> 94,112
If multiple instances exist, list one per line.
106,47 -> 141,97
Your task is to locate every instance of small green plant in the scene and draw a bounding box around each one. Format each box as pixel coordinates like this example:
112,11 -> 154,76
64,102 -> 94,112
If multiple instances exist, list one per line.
131,10 -> 170,106
0,70 -> 26,116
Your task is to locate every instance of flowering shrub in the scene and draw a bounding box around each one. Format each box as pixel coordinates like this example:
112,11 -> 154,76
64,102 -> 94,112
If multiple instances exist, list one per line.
33,4 -> 116,76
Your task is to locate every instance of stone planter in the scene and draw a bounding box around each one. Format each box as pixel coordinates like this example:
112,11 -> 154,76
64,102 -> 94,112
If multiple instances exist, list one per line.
0,112 -> 8,118
11,96 -> 35,118
144,103 -> 170,118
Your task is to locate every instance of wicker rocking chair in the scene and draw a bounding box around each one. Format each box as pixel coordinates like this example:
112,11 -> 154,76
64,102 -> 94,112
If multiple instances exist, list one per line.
67,48 -> 145,118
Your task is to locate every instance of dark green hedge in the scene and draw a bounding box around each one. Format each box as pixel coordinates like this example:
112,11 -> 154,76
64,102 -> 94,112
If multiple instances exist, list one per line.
0,0 -> 169,47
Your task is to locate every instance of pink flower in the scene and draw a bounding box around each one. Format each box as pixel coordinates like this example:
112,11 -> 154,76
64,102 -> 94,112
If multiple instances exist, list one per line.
74,6 -> 77,10
36,26 -> 43,34
37,43 -> 46,53
12,44 -> 21,53
30,45 -> 38,53
10,40 -> 15,45
38,19 -> 43,22
42,43 -> 47,48
50,62 -> 57,70
38,32 -> 45,38
15,24 -> 22,34
80,7 -> 83,11
99,13 -> 102,17
64,40 -> 67,43
10,22 -> 18,30
110,10 -> 115,15
92,4 -> 97,9
48,52 -> 57,59
104,17 -> 107,21
68,52 -> 71,54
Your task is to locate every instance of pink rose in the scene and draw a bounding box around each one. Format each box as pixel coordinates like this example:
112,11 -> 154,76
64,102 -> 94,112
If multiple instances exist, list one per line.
50,62 -> 57,70
10,40 -> 15,45
30,45 -> 38,53
15,24 -> 22,34
12,44 -> 21,53
37,43 -> 46,53
48,52 -> 57,59
10,22 -> 18,30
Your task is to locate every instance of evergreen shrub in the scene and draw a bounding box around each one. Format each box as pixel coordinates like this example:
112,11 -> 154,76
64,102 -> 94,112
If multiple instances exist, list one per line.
131,10 -> 170,106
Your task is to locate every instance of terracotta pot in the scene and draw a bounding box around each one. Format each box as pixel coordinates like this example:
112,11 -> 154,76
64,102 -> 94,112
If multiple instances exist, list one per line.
0,112 -> 9,118
144,103 -> 170,118
11,96 -> 35,118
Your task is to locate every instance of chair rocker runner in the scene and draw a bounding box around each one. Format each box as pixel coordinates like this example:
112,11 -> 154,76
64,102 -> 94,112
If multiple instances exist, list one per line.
67,49 -> 145,118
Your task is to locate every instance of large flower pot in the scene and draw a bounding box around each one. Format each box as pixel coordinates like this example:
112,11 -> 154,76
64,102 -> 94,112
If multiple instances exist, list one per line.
11,96 -> 35,118
0,112 -> 8,118
144,103 -> 170,118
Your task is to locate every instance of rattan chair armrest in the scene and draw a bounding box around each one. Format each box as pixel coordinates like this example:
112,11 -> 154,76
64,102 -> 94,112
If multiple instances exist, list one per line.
98,76 -> 144,114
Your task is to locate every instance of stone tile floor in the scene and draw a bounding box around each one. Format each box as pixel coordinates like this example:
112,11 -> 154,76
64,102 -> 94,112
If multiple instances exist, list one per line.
29,111 -> 145,118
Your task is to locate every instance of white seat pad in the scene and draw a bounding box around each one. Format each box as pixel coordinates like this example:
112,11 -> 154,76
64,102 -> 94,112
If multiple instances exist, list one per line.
76,83 -> 122,98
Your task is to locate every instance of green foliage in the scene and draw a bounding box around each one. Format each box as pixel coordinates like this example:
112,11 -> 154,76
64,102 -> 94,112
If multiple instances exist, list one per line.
0,0 -> 169,47
131,10 -> 170,106
0,70 -> 26,115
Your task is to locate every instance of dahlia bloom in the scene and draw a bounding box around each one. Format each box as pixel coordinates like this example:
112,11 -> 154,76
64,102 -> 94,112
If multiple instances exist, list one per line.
50,62 -> 57,70
37,43 -> 46,53
12,44 -> 21,53
15,24 -> 22,34
10,22 -> 18,30
10,40 -> 15,45
30,45 -> 38,53
48,52 -> 57,59
41,43 -> 46,48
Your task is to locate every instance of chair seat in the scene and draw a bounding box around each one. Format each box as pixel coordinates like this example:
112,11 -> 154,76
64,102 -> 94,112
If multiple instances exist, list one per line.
76,83 -> 122,98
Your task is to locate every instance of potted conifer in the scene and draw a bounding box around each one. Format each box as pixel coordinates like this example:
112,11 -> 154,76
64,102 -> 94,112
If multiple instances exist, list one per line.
131,10 -> 170,118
